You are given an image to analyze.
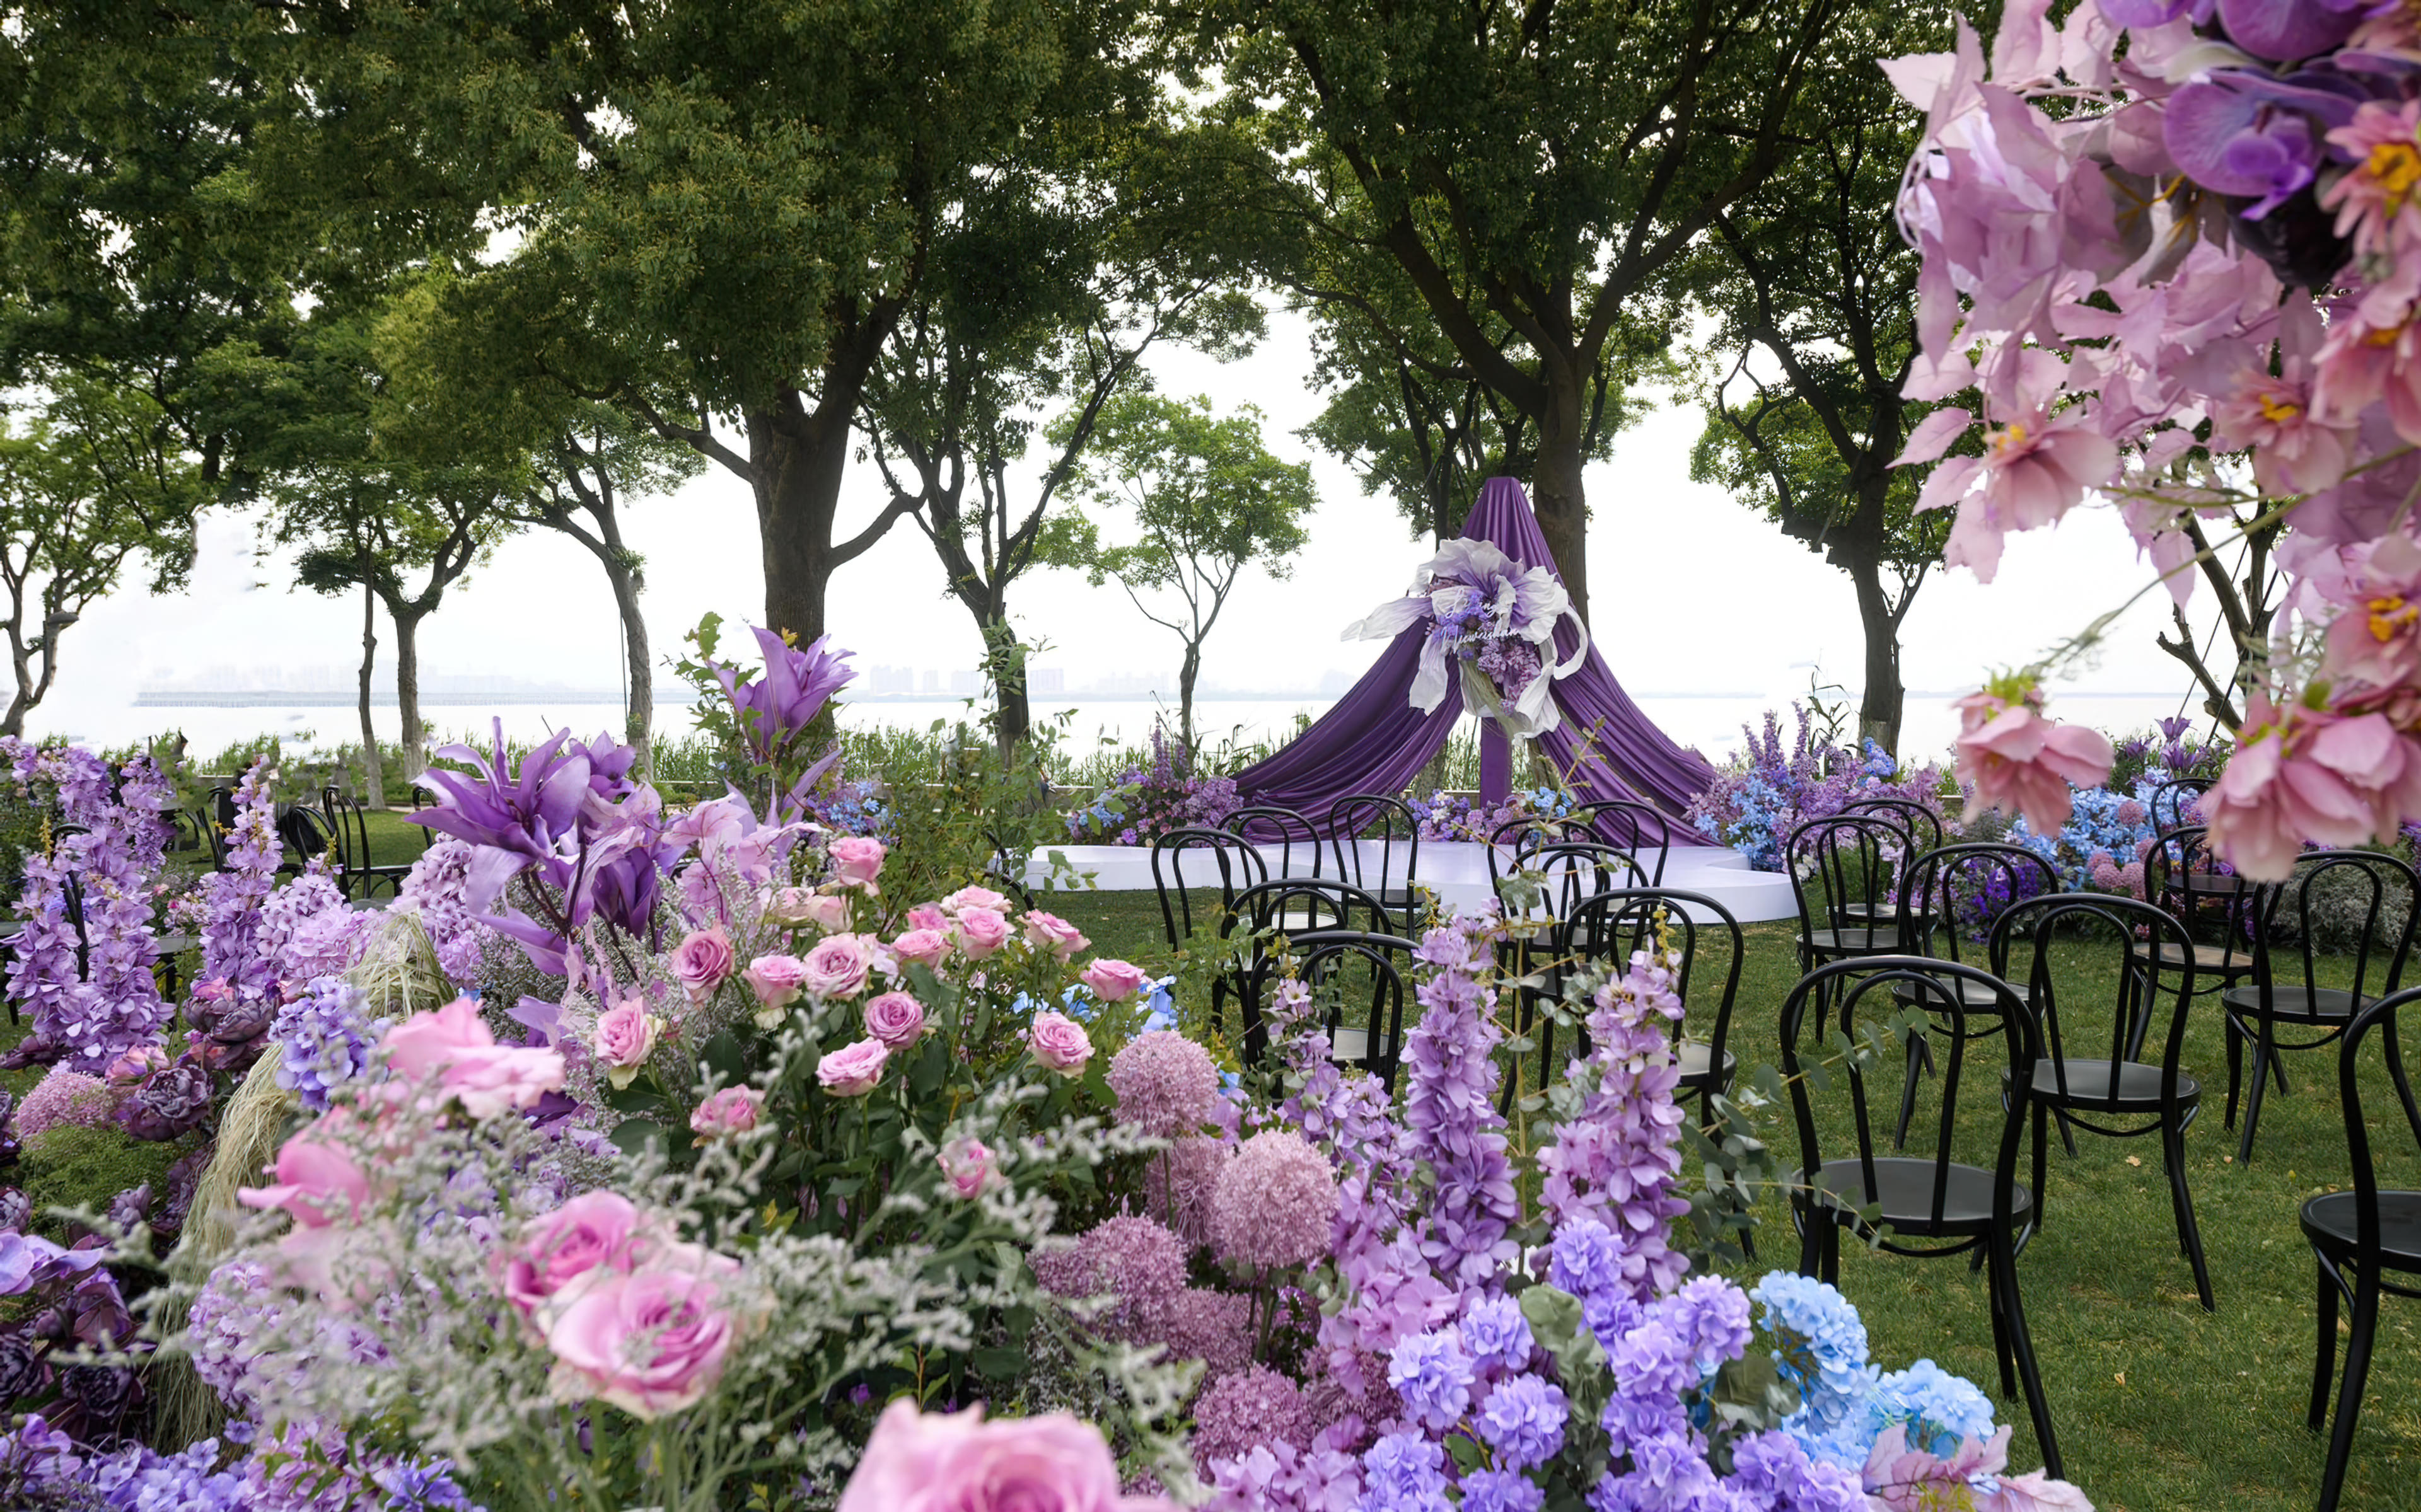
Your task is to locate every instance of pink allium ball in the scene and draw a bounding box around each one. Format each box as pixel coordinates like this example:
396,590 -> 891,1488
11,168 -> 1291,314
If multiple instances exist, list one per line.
1030,1215 -> 1187,1339
1191,1365 -> 1313,1471
16,1068 -> 113,1141
1209,1129 -> 1338,1270
1159,1286 -> 1254,1383
1143,1136 -> 1233,1251
1106,1031 -> 1220,1138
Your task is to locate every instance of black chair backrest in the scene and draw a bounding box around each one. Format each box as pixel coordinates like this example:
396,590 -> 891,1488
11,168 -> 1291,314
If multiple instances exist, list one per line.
1245,929 -> 1417,1089
191,805 -> 229,869
1327,794 -> 1420,911
1779,955 -> 2037,1230
49,829 -> 91,982
1565,887 -> 1745,1081
1900,842 -> 2061,959
2146,777 -> 2210,840
321,785 -> 368,877
1991,892 -> 2198,1106
2144,824 -> 2258,966
1843,794 -> 1946,856
1561,799 -> 1676,886
2254,849 -> 2421,1007
209,784 -> 237,828
1151,826 -> 1270,948
279,804 -> 337,870
2335,987 -> 2421,1262
1228,878 -> 1397,940
1223,805 -> 1325,879
1514,841 -> 1645,927
1784,813 -> 1907,936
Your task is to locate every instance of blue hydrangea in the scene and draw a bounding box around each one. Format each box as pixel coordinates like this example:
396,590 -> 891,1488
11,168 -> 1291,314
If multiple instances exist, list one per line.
1750,1272 -> 1879,1449
1868,1359 -> 1999,1457
1460,1292 -> 1535,1371
376,1457 -> 483,1511
1385,1330 -> 1475,1431
1477,1373 -> 1569,1472
1356,1430 -> 1449,1512
1458,1467 -> 1546,1512
269,977 -> 388,1113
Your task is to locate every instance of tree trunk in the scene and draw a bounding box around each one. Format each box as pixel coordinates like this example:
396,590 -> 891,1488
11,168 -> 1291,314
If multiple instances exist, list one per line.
603,554 -> 653,776
1531,379 -> 1591,626
1847,557 -> 1905,755
978,616 -> 1030,755
1178,640 -> 1202,756
357,580 -> 386,809
393,606 -> 427,785
750,400 -> 849,648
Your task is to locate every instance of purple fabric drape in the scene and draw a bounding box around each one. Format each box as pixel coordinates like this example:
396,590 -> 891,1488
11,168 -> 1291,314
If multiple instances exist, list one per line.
1233,476 -> 1718,834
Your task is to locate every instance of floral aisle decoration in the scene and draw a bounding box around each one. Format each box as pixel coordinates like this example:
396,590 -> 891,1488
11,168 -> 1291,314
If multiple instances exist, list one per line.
1884,0 -> 2421,874
1345,539 -> 1588,739
1408,785 -> 1573,845
1065,722 -> 1240,845
1685,708 -> 1948,872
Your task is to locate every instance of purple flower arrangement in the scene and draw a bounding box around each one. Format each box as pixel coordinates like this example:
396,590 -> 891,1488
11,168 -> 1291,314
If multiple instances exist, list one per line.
1408,785 -> 1570,845
1685,708 -> 1948,872
1064,722 -> 1240,845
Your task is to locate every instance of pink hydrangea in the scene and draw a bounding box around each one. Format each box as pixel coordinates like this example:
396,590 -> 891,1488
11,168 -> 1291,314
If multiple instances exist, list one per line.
1209,1129 -> 1338,1270
1107,1031 -> 1220,1138
13,1067 -> 113,1141
1192,1365 -> 1315,1472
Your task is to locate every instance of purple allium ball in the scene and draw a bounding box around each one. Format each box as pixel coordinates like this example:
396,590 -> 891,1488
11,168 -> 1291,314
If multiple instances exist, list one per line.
1108,1030 -> 1220,1138
1030,1215 -> 1188,1339
1144,1134 -> 1232,1250
1209,1128 -> 1338,1269
1159,1286 -> 1254,1382
1192,1364 -> 1313,1470
14,1068 -> 113,1141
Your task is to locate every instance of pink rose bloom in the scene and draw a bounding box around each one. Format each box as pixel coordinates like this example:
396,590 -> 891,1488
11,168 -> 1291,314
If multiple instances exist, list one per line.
105,1044 -> 168,1085
1021,910 -> 1089,961
441,1044 -> 570,1120
543,1257 -> 745,1420
501,1191 -> 645,1324
1026,1012 -> 1094,1076
1078,959 -> 1150,1003
905,903 -> 950,932
817,1037 -> 890,1097
743,954 -> 810,1027
954,906 -> 1011,959
829,836 -> 887,888
799,891 -> 853,932
944,884 -> 1009,915
762,886 -> 820,925
938,1136 -> 1000,1199
382,995 -> 497,1082
1951,685 -> 2114,833
591,1000 -> 664,1090
863,991 -> 928,1049
803,934 -> 874,1000
689,1086 -> 765,1140
890,928 -> 949,970
837,1400 -> 1171,1512
671,926 -> 736,1002
237,1127 -> 374,1228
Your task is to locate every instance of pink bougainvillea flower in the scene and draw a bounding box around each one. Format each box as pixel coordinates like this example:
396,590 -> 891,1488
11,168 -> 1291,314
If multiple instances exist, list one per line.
2206,698 -> 2421,878
1952,681 -> 2115,831
1896,353 -> 2119,582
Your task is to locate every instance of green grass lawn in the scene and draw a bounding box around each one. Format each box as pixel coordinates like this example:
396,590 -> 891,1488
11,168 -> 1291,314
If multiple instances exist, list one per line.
1039,889 -> 2421,1512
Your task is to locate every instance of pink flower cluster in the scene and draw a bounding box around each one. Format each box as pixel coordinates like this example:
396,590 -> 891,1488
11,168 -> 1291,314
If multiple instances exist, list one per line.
1951,681 -> 2115,833
838,1399 -> 1172,1512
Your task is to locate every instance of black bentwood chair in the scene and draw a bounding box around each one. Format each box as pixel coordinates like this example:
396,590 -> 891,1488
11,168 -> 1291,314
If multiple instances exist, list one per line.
2304,986 -> 2421,1512
2227,850 -> 2421,1163
1222,805 -> 1326,880
1992,892 -> 2215,1311
1554,799 -> 1679,887
1327,794 -> 1422,933
1888,842 -> 2062,1148
1779,955 -> 2062,1476
1150,826 -> 1269,951
322,785 -> 415,900
1785,814 -> 1911,974
1221,879 -> 1397,1063
1244,929 -> 1417,1092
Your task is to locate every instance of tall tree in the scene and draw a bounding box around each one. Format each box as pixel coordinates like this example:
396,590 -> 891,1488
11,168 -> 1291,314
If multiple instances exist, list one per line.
1054,392 -> 1315,751
1681,7 -> 1954,753
0,381 -> 204,736
1196,0 -> 1845,621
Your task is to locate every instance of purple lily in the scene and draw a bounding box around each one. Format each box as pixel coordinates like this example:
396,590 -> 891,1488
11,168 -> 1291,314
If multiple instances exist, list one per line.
409,721 -> 596,909
709,625 -> 854,765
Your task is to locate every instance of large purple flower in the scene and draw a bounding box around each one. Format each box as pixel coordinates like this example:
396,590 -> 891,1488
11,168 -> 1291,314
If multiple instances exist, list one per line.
2163,71 -> 2369,217
410,721 -> 601,910
2214,0 -> 2366,62
709,625 -> 854,765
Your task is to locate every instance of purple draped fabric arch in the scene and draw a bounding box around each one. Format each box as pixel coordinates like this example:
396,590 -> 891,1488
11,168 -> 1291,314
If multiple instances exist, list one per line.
1231,476 -> 1716,833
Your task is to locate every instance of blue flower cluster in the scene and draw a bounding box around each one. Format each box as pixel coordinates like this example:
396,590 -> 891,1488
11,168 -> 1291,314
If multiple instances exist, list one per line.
1012,974 -> 1178,1036
0,1414 -> 247,1511
1749,1273 -> 2007,1472
269,976 -> 389,1113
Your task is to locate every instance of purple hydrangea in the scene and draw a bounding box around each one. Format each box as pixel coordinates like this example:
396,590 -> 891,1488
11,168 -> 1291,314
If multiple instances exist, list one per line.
1459,1293 -> 1534,1373
0,1413 -> 247,1511
270,978 -> 387,1113
1385,1330 -> 1474,1431
1458,1469 -> 1545,1512
1476,1373 -> 1568,1472
391,839 -> 491,990
1356,1431 -> 1450,1512
12,1069 -> 112,1141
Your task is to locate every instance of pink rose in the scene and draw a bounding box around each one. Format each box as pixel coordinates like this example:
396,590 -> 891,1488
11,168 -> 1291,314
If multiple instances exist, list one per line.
837,1400 -> 1170,1512
862,991 -> 927,1049
382,996 -> 496,1081
237,1126 -> 374,1228
591,1000 -> 664,1090
671,926 -> 737,1002
743,954 -> 810,1028
954,906 -> 1011,959
1026,1012 -> 1094,1076
762,886 -> 819,925
938,1137 -> 999,1199
890,929 -> 949,970
501,1191 -> 645,1324
105,1044 -> 168,1085
689,1086 -> 765,1141
803,934 -> 874,1000
829,837 -> 887,888
379,997 -> 567,1118
906,903 -> 950,933
801,892 -> 853,932
1021,911 -> 1089,961
543,1255 -> 745,1420
816,1037 -> 890,1097
1078,959 -> 1150,1003
944,884 -> 1009,915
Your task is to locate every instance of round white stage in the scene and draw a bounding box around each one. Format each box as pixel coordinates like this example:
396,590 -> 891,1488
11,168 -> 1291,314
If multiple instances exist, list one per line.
1023,838 -> 1795,924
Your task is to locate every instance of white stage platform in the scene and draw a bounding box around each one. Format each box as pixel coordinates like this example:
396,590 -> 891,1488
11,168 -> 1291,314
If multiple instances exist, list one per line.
1023,838 -> 1795,924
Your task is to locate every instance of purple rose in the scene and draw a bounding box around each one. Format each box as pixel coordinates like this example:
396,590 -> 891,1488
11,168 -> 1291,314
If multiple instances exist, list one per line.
671,927 -> 736,1003
816,1038 -> 890,1097
862,992 -> 927,1050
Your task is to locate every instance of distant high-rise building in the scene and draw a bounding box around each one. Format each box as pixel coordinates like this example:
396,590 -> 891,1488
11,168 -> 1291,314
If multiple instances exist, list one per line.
1317,667 -> 1356,695
1030,667 -> 1065,696
921,669 -> 942,694
871,664 -> 914,694
950,669 -> 982,696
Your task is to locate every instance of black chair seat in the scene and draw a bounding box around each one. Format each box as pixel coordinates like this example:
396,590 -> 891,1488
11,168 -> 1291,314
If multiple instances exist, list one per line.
1799,925 -> 1904,954
2302,1191 -> 2421,1274
153,932 -> 196,954
1676,1041 -> 1735,1087
2221,984 -> 2362,1023
2130,939 -> 2254,974
1892,974 -> 2011,1010
2025,1058 -> 2200,1111
1797,1156 -> 2035,1235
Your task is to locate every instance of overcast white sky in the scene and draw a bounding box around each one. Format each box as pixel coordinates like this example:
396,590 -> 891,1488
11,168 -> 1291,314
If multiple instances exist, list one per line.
28,304 -> 2208,757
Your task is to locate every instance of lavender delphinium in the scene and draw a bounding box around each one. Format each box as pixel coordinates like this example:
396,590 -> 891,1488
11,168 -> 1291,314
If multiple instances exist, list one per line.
198,759 -> 284,1009
1399,913 -> 1520,1287
270,978 -> 388,1113
1683,705 -> 1947,872
1065,722 -> 1238,843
